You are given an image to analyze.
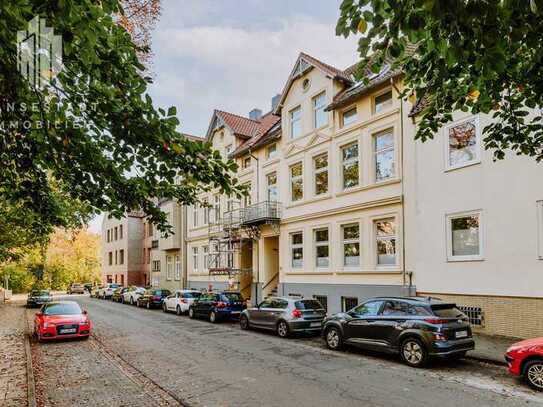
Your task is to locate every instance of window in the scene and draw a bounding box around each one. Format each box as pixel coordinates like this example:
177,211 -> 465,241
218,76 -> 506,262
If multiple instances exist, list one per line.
351,300 -> 384,316
119,225 -> 123,239
148,222 -> 153,236
107,230 -> 110,243
313,91 -> 327,128
225,144 -> 232,157
192,247 -> 198,271
538,201 -> 543,259
290,162 -> 303,201
374,130 -> 395,182
119,249 -> 124,265
214,195 -> 220,223
267,172 -> 278,201
314,228 -> 329,268
114,227 -> 118,240
290,106 -> 301,139
115,250 -> 118,265
342,224 -> 360,266
203,200 -> 209,224
243,183 -> 252,207
166,256 -> 173,280
243,156 -> 251,169
446,116 -> 480,169
152,260 -> 161,272
375,218 -> 397,265
266,143 -> 278,160
203,246 -> 209,270
342,142 -> 359,189
342,297 -> 360,312
342,106 -> 358,127
313,295 -> 328,313
291,232 -> 303,268
447,211 -> 482,261
193,204 -> 198,228
374,89 -> 392,114
108,252 -> 112,266
314,154 -> 328,195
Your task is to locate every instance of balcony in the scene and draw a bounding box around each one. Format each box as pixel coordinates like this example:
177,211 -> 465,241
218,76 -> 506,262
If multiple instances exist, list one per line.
241,201 -> 282,226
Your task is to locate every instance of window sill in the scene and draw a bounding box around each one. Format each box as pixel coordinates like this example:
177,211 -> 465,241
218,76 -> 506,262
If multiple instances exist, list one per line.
444,160 -> 481,173
263,157 -> 280,168
335,178 -> 401,197
285,271 -> 334,276
336,269 -> 402,275
285,194 -> 331,209
446,256 -> 484,262
239,167 -> 254,176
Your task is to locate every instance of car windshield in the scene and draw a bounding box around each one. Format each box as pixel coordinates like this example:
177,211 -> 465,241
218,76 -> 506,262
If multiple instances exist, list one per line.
43,303 -> 82,315
31,290 -> 49,297
431,305 -> 466,319
184,292 -> 200,298
109,284 -> 120,289
295,300 -> 324,310
221,293 -> 242,302
155,290 -> 171,296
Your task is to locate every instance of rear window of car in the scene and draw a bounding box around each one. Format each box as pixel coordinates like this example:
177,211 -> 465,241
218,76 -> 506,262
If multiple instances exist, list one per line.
155,290 -> 171,296
295,300 -> 324,310
109,284 -> 120,288
184,292 -> 200,298
221,293 -> 242,302
431,305 -> 466,319
44,303 -> 81,315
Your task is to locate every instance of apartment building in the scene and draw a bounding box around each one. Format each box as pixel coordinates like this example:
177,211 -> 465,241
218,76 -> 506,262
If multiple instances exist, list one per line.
101,212 -> 147,286
404,107 -> 543,338
186,52 -> 413,313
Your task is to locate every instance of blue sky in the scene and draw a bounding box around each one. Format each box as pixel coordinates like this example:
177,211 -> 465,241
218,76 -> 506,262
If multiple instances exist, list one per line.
88,0 -> 359,233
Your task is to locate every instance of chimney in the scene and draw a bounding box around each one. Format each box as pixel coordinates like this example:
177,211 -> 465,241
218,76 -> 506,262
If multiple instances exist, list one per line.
249,108 -> 262,121
271,94 -> 281,111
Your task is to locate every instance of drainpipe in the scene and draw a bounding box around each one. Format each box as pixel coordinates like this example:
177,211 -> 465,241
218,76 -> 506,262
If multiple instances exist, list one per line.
182,203 -> 188,289
248,149 -> 260,304
391,77 -> 408,292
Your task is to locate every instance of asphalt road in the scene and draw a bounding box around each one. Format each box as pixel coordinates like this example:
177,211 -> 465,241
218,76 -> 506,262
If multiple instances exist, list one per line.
27,295 -> 543,407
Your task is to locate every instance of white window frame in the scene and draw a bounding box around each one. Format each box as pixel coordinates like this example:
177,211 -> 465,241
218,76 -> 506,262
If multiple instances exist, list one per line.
538,201 -> 543,260
267,143 -> 278,160
444,115 -> 481,171
266,172 -> 278,201
342,106 -> 358,127
374,129 -> 395,182
313,91 -> 327,129
203,200 -> 209,225
314,228 -> 330,269
446,210 -> 484,262
203,245 -> 209,271
166,255 -> 173,280
373,88 -> 393,114
313,153 -> 328,196
243,182 -> 252,207
192,247 -> 198,271
374,218 -> 398,266
291,231 -> 304,269
342,223 -> 361,267
175,255 -> 181,280
213,195 -> 220,223
192,204 -> 198,228
290,162 -> 304,202
341,142 -> 360,190
290,105 -> 302,139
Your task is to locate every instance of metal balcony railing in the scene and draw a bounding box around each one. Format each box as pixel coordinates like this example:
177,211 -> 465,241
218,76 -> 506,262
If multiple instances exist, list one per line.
240,201 -> 282,226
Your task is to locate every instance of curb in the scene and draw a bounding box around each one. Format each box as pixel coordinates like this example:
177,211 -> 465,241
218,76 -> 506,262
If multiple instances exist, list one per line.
24,312 -> 37,407
466,354 -> 507,367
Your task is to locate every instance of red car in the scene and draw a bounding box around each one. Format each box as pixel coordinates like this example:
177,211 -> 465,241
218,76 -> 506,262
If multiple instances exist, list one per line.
34,301 -> 92,341
505,337 -> 543,391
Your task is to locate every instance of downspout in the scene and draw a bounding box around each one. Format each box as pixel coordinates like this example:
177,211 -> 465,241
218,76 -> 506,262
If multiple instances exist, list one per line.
182,203 -> 188,289
391,77 -> 408,292
248,148 -> 260,304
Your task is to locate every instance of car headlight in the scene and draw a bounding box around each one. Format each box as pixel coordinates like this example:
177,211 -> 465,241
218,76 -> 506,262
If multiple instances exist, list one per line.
43,322 -> 56,328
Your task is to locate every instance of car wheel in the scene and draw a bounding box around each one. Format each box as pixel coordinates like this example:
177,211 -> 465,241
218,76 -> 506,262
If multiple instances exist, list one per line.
325,326 -> 343,350
209,311 -> 217,323
188,308 -> 195,319
136,300 -> 140,308
276,320 -> 289,338
130,297 -> 134,306
240,315 -> 250,330
401,338 -> 428,368
176,306 -> 182,316
524,360 -> 543,391
163,303 -> 168,313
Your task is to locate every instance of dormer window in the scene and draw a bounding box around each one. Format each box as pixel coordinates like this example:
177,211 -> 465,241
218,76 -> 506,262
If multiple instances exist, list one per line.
290,106 -> 302,139
374,89 -> 393,114
243,156 -> 251,169
266,143 -> 278,160
342,106 -> 358,127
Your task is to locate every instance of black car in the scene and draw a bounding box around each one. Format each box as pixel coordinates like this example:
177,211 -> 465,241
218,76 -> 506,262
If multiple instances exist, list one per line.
137,289 -> 171,309
322,297 -> 475,367
189,291 -> 246,323
27,290 -> 52,308
111,287 -> 128,303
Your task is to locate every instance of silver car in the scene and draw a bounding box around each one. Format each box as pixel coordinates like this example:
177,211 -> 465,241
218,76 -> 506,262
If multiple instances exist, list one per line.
240,297 -> 326,338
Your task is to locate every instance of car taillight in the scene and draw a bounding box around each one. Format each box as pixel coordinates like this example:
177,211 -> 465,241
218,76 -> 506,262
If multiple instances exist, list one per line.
152,296 -> 161,300
424,318 -> 450,324
216,301 -> 227,308
292,309 -> 302,319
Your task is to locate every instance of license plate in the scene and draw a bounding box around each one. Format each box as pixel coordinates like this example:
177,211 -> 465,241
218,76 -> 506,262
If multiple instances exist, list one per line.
455,330 -> 468,339
310,322 -> 322,328
59,328 -> 76,334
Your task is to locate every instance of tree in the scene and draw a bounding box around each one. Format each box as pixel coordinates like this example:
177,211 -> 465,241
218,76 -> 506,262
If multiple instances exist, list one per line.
337,0 -> 543,161
0,0 -> 242,249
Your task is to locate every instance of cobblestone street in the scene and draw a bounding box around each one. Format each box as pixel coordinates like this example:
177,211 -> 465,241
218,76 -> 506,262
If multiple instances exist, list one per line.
0,295 -> 537,407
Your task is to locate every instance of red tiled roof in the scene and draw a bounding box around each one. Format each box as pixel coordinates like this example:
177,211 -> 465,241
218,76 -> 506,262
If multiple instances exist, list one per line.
299,52 -> 353,83
230,111 -> 280,158
214,109 -> 262,139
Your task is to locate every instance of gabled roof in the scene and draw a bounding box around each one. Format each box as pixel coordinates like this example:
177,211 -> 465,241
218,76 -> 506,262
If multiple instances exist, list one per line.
273,52 -> 355,115
230,111 -> 281,158
205,109 -> 264,140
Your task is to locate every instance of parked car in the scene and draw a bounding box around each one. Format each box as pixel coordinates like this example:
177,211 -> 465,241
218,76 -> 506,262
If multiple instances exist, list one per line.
163,290 -> 201,315
122,286 -> 146,305
505,337 -> 543,391
111,287 -> 129,303
188,291 -> 246,323
137,289 -> 171,309
240,297 -> 326,338
96,283 -> 120,299
68,283 -> 85,294
322,296 -> 475,367
34,301 -> 92,341
90,285 -> 103,298
26,290 -> 53,308
83,283 -> 93,293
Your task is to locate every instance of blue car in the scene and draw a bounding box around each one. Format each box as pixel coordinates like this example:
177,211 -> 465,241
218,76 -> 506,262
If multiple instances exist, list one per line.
188,291 -> 246,323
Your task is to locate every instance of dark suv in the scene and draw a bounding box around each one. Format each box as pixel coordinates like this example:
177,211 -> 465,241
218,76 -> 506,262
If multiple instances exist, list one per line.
322,297 -> 475,367
189,291 -> 246,323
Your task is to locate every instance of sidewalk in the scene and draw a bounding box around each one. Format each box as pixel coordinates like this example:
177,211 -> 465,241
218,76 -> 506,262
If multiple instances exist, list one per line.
469,333 -> 522,365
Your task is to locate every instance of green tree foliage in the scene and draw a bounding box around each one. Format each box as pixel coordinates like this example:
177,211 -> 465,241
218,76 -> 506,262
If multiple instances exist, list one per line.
0,0 -> 242,253
337,0 -> 543,160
